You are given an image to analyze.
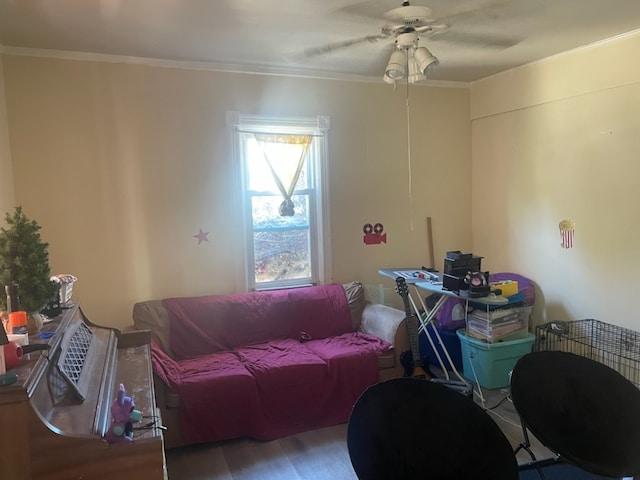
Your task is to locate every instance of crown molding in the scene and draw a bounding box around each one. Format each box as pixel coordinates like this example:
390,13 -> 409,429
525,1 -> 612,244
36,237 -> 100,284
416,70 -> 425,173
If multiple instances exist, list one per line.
0,45 -> 469,89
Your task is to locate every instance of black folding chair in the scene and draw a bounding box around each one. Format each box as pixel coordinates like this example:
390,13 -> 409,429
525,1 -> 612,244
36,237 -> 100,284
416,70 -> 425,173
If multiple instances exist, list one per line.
347,377 -> 519,480
511,351 -> 640,480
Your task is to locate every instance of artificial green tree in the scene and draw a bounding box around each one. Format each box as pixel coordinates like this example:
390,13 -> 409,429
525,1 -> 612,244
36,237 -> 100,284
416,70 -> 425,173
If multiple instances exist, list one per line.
0,206 -> 58,314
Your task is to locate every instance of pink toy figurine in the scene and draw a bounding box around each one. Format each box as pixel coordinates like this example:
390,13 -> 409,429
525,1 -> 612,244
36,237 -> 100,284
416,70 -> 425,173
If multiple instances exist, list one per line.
105,383 -> 143,443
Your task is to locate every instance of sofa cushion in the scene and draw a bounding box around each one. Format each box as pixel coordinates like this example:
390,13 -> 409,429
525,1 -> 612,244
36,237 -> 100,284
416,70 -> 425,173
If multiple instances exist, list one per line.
304,332 -> 386,410
150,332 -> 391,444
236,338 -> 327,378
150,340 -> 264,443
304,332 -> 391,364
177,351 -> 262,443
288,284 -> 352,339
235,339 -> 334,437
134,282 -> 365,359
143,282 -> 403,445
343,281 -> 366,330
164,284 -> 352,359
304,332 -> 391,386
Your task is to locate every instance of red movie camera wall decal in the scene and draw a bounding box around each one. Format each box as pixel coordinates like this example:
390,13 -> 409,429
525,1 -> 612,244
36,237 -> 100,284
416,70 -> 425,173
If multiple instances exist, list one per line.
363,223 -> 387,245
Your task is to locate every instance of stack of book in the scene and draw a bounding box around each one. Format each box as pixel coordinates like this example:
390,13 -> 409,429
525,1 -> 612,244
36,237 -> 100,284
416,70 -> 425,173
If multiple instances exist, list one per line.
467,306 -> 529,342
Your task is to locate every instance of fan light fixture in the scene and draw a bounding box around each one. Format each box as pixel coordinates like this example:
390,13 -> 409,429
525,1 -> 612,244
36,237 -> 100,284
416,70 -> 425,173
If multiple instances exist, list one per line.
385,50 -> 406,80
383,32 -> 439,85
413,46 -> 439,76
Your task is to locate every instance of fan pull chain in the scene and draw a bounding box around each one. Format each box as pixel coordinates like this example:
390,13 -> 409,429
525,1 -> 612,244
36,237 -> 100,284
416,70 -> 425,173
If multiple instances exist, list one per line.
406,69 -> 415,232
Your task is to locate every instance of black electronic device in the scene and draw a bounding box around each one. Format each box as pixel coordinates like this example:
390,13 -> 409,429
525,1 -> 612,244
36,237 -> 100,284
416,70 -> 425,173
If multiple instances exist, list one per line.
443,273 -> 466,293
442,251 -> 487,295
465,271 -> 491,298
444,251 -> 483,277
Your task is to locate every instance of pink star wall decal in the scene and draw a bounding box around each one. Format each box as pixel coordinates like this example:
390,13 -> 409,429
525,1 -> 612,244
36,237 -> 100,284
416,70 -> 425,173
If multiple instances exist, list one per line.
193,228 -> 209,245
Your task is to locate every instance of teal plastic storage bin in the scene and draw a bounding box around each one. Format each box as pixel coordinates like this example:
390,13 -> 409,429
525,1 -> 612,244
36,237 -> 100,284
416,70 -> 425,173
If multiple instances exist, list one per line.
456,329 -> 535,389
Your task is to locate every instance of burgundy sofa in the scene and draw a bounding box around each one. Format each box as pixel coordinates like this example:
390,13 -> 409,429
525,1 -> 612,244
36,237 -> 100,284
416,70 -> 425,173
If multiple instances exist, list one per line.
133,282 -> 409,448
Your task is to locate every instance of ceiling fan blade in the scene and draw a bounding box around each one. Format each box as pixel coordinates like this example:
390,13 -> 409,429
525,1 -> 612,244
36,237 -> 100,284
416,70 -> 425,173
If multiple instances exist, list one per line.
435,0 -> 514,26
336,1 -> 395,22
414,24 -> 447,35
428,29 -> 522,49
302,34 -> 388,58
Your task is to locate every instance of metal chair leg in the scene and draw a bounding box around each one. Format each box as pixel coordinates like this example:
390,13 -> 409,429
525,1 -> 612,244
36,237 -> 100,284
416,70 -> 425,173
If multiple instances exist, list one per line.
514,418 -> 547,480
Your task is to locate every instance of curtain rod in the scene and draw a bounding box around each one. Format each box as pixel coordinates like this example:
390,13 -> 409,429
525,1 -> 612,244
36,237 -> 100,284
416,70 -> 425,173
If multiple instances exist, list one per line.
235,129 -> 325,137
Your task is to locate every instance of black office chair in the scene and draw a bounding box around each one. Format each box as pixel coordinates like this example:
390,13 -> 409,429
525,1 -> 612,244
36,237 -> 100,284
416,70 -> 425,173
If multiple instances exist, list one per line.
511,350 -> 640,479
347,377 -> 519,480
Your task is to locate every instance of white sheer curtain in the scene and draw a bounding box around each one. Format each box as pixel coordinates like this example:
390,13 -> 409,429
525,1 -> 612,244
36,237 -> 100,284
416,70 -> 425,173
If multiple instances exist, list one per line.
254,134 -> 312,216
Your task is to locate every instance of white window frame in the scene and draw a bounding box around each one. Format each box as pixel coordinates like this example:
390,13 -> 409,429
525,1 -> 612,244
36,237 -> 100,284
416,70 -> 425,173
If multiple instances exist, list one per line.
227,112 -> 331,291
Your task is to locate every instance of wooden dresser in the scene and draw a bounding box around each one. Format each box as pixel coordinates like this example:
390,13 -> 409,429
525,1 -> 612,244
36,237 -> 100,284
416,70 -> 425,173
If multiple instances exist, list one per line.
0,305 -> 166,479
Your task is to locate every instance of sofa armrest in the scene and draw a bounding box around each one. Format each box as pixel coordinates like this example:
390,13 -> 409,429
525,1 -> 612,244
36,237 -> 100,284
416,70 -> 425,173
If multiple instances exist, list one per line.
361,303 -> 409,380
360,303 -> 406,347
133,300 -> 172,357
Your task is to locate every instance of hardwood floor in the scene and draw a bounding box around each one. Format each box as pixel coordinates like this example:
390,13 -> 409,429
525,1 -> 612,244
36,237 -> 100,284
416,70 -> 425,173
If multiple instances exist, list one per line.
165,385 -> 554,480
166,424 -> 355,480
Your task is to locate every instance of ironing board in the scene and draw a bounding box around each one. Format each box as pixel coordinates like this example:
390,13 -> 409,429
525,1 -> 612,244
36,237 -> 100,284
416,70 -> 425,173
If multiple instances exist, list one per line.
378,268 -> 470,380
511,351 -> 640,479
378,268 -> 505,381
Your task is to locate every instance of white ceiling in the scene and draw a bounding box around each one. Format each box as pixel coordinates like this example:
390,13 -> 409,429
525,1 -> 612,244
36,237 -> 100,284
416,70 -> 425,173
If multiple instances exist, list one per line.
1,0 -> 640,84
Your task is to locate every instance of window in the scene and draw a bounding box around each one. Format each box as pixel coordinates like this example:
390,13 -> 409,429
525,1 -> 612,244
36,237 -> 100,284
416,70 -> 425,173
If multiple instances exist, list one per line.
227,113 -> 331,290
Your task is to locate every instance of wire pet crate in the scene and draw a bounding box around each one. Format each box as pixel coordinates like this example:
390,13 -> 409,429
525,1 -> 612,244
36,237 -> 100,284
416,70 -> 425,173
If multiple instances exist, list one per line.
534,319 -> 640,389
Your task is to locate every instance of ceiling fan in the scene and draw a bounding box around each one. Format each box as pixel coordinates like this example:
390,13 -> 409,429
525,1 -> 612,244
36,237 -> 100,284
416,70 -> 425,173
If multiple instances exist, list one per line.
303,0 -> 519,84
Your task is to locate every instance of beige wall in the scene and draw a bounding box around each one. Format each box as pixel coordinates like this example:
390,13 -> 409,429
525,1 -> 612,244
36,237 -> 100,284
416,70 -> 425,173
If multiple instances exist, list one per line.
4,30 -> 638,333
1,56 -> 471,328
0,57 -> 15,213
470,31 -> 640,330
